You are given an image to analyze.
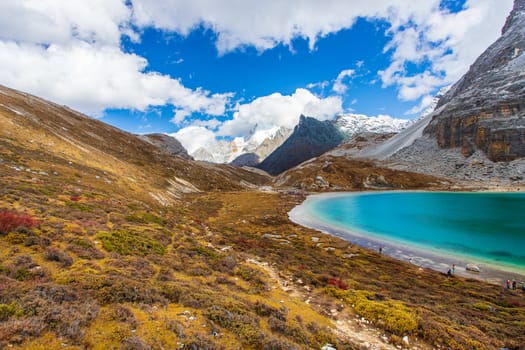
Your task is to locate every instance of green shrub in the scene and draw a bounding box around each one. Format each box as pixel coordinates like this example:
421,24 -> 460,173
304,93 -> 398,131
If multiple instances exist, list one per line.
15,268 -> 32,281
67,239 -> 105,259
0,302 -> 23,321
125,212 -> 164,225
205,305 -> 262,343
191,245 -> 220,259
97,230 -> 166,256
326,287 -> 419,335
66,201 -> 92,212
473,302 -> 491,311
5,232 -> 27,244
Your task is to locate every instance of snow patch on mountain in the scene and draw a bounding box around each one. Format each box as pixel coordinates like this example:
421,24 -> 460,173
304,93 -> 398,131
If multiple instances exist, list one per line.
190,126 -> 292,164
335,114 -> 411,137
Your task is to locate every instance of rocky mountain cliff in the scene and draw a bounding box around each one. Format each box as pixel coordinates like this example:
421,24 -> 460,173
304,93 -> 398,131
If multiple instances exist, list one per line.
424,0 -> 525,161
257,115 -> 344,175
138,133 -> 193,160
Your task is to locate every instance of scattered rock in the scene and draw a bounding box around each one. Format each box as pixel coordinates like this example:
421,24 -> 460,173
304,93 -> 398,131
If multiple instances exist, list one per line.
402,335 -> 409,346
262,233 -> 282,239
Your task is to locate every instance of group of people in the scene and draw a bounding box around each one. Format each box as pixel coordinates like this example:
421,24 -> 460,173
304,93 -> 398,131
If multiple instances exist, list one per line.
506,279 -> 516,290
505,278 -> 524,292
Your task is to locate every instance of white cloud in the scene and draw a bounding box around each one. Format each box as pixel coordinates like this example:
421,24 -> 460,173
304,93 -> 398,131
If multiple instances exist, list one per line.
333,69 -> 355,94
217,88 -> 342,137
171,126 -> 218,154
0,0 -> 232,117
130,0 -> 442,54
131,0 -> 512,101
306,81 -> 329,90
379,0 -> 513,100
396,72 -> 444,101
0,41 -> 232,116
0,0 -> 131,46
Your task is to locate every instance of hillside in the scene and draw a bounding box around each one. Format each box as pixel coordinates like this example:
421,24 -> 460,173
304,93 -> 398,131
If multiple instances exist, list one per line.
0,84 -> 270,205
0,85 -> 524,350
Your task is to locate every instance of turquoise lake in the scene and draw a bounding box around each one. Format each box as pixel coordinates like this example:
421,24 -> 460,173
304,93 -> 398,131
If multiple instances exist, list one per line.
306,192 -> 525,270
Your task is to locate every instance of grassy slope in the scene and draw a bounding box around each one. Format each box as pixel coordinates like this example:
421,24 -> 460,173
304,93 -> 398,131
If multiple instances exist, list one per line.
0,85 -> 524,349
197,192 -> 525,349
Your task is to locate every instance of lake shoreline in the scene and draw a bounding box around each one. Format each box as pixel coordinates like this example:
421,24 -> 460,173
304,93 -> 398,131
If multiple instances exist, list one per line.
289,191 -> 525,286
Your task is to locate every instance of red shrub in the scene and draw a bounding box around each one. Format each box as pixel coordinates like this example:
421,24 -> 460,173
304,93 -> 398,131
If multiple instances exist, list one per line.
0,211 -> 38,234
327,277 -> 348,290
70,195 -> 82,202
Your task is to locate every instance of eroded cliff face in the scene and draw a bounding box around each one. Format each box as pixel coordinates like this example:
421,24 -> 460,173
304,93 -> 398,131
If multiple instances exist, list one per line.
425,0 -> 525,161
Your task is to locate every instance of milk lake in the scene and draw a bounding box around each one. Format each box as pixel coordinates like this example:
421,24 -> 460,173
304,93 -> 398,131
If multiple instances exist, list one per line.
291,192 -> 525,272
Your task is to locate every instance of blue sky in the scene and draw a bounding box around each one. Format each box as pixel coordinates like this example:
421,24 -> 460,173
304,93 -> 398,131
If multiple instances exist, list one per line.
108,18 -> 408,134
0,0 -> 514,152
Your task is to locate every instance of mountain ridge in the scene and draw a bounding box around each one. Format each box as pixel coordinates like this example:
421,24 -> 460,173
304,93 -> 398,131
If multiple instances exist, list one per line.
257,115 -> 344,175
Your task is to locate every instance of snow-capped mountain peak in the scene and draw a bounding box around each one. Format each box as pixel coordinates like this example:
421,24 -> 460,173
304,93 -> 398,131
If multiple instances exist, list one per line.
335,113 -> 411,137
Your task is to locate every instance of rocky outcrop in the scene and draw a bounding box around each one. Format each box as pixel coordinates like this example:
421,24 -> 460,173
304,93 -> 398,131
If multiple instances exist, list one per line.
257,115 -> 344,175
138,133 -> 193,160
424,0 -> 525,161
230,152 -> 260,167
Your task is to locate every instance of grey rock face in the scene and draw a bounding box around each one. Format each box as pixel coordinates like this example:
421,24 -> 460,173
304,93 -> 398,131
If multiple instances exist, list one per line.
139,133 -> 193,160
425,0 -> 525,161
257,115 -> 344,175
230,153 -> 260,167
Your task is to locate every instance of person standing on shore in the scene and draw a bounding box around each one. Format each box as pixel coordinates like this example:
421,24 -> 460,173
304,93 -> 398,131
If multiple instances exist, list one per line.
506,280 -> 511,289
452,264 -> 455,274
512,279 -> 517,290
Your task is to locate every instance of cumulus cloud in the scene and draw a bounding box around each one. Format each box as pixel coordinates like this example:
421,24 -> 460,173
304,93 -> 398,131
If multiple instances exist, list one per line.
0,0 -> 232,116
130,0 -> 438,54
131,0 -> 512,101
171,126 -> 217,154
0,0 -> 131,46
217,88 -> 342,137
0,41 -> 232,116
379,0 -> 513,100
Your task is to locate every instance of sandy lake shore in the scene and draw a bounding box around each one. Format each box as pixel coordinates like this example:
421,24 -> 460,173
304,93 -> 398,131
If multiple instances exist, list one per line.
289,192 -> 525,287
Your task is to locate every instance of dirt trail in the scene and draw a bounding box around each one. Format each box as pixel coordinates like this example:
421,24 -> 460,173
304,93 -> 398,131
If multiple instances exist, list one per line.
246,258 -> 420,350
